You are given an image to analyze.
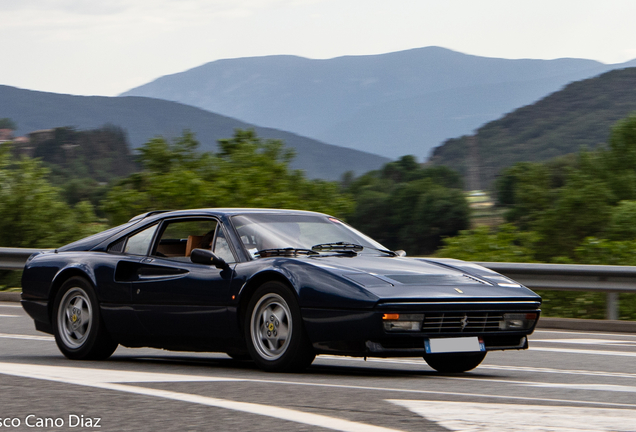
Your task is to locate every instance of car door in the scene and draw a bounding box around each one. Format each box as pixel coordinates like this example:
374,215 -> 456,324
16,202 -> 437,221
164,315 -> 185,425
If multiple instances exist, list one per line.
130,217 -> 236,343
99,222 -> 161,342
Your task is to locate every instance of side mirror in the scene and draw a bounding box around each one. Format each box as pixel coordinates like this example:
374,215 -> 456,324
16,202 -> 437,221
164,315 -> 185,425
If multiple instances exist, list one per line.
191,248 -> 227,269
394,250 -> 407,257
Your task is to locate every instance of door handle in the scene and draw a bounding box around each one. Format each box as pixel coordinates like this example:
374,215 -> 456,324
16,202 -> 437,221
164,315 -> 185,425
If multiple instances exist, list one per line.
142,257 -> 154,263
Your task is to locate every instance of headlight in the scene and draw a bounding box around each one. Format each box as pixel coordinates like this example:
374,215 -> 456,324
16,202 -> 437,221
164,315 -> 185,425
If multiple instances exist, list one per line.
499,313 -> 537,330
382,313 -> 424,331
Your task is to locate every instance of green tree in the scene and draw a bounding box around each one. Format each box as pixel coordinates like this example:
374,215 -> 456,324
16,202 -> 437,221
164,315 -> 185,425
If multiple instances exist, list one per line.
0,118 -> 16,130
574,237 -> 636,265
102,129 -> 354,225
345,161 -> 468,255
0,143 -> 105,248
596,114 -> 636,202
436,224 -> 537,262
389,180 -> 469,254
532,170 -> 613,260
496,162 -> 555,229
606,200 -> 636,240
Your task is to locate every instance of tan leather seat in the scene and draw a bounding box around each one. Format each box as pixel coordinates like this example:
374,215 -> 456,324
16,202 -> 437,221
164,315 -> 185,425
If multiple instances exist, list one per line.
185,235 -> 203,257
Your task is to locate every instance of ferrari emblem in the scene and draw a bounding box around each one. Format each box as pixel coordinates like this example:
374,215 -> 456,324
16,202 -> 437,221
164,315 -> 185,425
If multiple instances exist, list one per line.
454,288 -> 463,293
71,315 -> 78,323
268,323 -> 275,331
460,314 -> 469,330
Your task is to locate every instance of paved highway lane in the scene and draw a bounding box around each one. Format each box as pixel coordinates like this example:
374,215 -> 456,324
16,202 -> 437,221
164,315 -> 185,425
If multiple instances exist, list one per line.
1,301 -> 636,431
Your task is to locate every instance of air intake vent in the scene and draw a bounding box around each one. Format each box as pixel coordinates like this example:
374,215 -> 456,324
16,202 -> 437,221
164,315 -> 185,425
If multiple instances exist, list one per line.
462,274 -> 491,285
422,312 -> 504,333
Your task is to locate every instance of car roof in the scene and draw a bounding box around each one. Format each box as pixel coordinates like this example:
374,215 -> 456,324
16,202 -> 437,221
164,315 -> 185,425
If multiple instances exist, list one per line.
129,208 -> 329,222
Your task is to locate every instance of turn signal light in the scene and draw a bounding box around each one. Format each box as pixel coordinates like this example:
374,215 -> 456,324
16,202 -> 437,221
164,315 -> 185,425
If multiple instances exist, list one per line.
499,313 -> 538,330
382,313 -> 424,332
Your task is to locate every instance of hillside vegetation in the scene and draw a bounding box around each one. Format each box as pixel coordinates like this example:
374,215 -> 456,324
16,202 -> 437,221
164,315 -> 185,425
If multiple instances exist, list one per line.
437,115 -> 636,320
429,67 -> 636,188
28,125 -> 136,181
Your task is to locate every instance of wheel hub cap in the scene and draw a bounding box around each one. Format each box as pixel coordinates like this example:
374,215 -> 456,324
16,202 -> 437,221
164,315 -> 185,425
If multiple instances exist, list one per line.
57,287 -> 93,349
250,293 -> 292,361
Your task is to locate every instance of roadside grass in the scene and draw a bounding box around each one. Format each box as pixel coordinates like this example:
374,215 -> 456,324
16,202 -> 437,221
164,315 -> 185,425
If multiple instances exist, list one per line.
535,290 -> 636,320
0,270 -> 22,292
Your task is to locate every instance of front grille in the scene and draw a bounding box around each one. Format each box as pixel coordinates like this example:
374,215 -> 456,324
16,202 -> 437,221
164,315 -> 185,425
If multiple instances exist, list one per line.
422,312 -> 504,333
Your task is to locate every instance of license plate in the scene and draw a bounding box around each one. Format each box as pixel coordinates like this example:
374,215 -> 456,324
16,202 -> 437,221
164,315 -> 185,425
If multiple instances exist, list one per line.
425,337 -> 485,354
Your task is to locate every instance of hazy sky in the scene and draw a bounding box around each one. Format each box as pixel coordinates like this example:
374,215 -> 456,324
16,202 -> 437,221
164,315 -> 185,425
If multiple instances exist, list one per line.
2,0 -> 636,96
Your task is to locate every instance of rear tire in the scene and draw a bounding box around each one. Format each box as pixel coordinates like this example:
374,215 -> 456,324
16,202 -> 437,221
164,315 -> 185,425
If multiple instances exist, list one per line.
52,276 -> 118,360
245,281 -> 315,372
424,352 -> 486,373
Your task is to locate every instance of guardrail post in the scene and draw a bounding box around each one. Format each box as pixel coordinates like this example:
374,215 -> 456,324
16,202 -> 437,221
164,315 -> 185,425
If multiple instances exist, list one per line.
606,292 -> 619,320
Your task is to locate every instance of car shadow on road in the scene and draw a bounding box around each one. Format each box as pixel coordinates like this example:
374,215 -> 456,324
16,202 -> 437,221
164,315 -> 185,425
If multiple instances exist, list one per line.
102,353 -> 501,379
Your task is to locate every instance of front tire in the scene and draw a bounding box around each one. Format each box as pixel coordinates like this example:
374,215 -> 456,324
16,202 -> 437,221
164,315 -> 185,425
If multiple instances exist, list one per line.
424,352 -> 486,373
52,276 -> 118,360
245,281 -> 315,372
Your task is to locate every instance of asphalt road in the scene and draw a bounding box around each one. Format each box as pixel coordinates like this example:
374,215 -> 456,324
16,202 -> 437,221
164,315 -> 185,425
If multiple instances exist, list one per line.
1,301 -> 635,431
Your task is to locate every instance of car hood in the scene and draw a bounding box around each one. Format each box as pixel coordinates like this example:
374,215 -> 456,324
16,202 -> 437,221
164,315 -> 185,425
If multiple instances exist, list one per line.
304,254 -> 539,301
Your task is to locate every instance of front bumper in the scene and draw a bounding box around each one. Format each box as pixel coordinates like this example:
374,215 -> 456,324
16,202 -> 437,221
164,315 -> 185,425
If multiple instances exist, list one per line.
302,300 -> 540,357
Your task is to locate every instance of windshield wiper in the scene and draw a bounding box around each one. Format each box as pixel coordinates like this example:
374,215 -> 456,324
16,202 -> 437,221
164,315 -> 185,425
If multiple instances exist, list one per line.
311,242 -> 364,253
312,242 -> 399,257
366,247 -> 399,257
255,248 -> 319,258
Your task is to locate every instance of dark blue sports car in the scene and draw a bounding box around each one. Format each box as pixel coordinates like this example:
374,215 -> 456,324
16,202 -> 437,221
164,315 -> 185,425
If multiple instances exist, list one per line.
21,209 -> 541,372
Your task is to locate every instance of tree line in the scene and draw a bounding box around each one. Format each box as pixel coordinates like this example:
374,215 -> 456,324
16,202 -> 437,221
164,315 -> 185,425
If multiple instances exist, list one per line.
3,115 -> 636,319
0,128 -> 468,256
436,114 -> 636,320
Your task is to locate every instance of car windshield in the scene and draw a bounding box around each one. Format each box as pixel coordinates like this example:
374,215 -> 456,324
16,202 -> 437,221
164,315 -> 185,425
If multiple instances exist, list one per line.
231,213 -> 389,258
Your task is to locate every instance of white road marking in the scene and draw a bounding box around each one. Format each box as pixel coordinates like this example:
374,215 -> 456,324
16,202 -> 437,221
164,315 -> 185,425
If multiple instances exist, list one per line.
0,304 -> 22,308
0,314 -> 20,317
478,364 -> 636,380
0,333 -> 54,341
100,383 -> 400,432
534,329 -> 636,339
532,338 -> 636,346
318,355 -> 636,379
526,382 -> 636,393
432,375 -> 636,393
1,361 -> 636,415
390,400 -> 636,432
0,363 -> 400,432
3,335 -> 633,380
317,356 -> 636,393
0,362 -> 237,384
531,346 -> 636,357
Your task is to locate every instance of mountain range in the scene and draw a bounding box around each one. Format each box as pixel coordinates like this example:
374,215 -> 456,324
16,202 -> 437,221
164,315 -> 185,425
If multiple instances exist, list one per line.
0,85 -> 389,180
120,46 -> 636,160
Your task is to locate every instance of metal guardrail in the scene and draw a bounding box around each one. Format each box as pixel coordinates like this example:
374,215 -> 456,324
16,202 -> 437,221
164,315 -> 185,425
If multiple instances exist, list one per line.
476,262 -> 636,320
0,247 -> 44,271
0,249 -> 633,319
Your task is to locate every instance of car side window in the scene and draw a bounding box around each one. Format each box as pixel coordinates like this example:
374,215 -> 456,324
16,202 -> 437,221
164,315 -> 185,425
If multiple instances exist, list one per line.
213,228 -> 235,263
151,219 -> 235,263
123,224 -> 158,255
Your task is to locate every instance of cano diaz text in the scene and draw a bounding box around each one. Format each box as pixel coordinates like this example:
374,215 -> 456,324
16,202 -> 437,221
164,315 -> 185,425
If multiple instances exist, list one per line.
0,415 -> 101,428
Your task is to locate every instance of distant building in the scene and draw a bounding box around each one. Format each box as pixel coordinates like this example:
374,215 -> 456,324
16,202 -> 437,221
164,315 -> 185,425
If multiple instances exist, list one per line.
12,136 -> 35,157
28,129 -> 55,145
0,128 -> 13,143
